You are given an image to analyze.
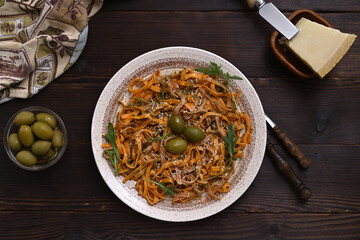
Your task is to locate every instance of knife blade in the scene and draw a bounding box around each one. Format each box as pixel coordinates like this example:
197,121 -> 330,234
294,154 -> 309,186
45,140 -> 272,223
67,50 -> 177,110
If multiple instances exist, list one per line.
246,0 -> 298,40
265,114 -> 311,169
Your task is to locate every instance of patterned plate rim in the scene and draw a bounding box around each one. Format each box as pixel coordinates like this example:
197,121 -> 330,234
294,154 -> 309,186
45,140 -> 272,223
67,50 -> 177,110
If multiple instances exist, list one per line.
91,46 -> 266,222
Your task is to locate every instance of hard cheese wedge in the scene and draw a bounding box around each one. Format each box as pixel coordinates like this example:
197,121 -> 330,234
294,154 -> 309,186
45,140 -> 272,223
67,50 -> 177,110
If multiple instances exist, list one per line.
285,18 -> 357,79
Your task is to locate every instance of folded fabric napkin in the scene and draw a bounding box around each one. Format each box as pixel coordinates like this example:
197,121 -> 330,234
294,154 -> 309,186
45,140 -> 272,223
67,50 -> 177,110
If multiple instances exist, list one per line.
0,0 -> 103,104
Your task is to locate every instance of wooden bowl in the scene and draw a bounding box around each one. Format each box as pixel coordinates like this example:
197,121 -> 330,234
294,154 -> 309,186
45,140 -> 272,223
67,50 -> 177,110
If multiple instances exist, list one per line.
270,9 -> 334,78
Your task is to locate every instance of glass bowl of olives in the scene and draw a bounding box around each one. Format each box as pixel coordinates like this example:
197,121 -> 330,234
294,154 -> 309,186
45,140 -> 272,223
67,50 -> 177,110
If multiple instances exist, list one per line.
3,106 -> 68,171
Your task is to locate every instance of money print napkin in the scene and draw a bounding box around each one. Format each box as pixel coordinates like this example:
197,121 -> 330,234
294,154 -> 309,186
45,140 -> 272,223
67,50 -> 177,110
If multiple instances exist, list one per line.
0,0 -> 103,103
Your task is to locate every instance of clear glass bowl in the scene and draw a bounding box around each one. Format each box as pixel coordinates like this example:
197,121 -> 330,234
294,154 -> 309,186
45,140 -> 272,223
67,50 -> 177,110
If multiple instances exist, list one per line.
3,106 -> 68,171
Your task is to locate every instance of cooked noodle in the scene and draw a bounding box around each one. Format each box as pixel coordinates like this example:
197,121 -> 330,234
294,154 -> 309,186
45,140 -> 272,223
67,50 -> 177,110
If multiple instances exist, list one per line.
102,68 -> 252,205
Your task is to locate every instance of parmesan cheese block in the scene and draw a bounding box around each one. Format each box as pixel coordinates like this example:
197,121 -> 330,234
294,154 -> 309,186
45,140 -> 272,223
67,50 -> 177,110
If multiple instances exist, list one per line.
285,18 -> 357,79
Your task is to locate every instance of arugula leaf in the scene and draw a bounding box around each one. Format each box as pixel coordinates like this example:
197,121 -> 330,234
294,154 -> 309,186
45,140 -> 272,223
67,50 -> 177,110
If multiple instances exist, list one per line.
195,62 -> 242,111
105,122 -> 119,175
203,124 -> 238,181
159,78 -> 167,100
143,179 -> 175,195
223,124 -> 238,167
104,149 -> 114,160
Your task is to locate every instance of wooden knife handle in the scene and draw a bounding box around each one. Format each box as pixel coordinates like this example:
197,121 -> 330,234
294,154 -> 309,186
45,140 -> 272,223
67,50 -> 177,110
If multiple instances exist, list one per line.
246,0 -> 265,9
246,0 -> 256,8
266,140 -> 312,201
273,125 -> 311,169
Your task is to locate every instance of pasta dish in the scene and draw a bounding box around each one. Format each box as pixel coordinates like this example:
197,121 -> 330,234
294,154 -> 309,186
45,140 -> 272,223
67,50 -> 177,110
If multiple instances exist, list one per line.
102,65 -> 252,205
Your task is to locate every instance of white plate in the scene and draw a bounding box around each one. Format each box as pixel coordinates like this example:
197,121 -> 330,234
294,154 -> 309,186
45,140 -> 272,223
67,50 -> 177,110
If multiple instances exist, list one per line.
91,46 -> 266,222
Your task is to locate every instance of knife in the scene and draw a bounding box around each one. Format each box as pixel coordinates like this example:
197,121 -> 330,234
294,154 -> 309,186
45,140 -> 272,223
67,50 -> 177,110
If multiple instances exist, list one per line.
266,139 -> 312,201
265,114 -> 311,169
246,0 -> 298,40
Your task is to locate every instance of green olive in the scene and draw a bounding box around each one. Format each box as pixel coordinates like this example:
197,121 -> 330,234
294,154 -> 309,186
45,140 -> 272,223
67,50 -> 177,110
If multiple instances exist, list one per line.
168,115 -> 186,134
14,111 -> 35,126
35,113 -> 57,129
8,133 -> 22,152
43,148 -> 57,159
166,138 -> 188,154
18,125 -> 35,147
32,122 -> 54,140
31,140 -> 51,155
183,126 -> 205,142
51,129 -> 63,149
16,150 -> 37,166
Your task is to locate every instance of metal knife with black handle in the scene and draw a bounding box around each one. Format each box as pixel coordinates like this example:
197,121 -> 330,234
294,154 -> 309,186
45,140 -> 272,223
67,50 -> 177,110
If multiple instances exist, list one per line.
265,114 -> 311,169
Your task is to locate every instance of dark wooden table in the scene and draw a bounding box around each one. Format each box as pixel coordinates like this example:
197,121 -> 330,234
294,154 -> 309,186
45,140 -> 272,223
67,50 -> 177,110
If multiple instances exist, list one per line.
1,0 -> 360,239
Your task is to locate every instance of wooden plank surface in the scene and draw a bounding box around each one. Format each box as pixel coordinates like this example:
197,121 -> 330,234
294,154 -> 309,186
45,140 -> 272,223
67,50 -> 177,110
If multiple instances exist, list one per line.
0,0 -> 359,239
2,76 -> 360,145
0,212 -> 359,240
0,141 -> 360,213
101,0 -> 360,12
79,12 -> 360,79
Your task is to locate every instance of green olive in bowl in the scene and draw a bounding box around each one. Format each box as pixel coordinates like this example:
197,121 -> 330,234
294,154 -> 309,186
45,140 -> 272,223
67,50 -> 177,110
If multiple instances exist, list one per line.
8,133 -> 22,152
14,111 -> 35,126
35,113 -> 57,128
18,125 -> 35,147
31,140 -> 52,156
16,150 -> 37,166
51,129 -> 63,149
32,122 -> 54,140
43,148 -> 57,159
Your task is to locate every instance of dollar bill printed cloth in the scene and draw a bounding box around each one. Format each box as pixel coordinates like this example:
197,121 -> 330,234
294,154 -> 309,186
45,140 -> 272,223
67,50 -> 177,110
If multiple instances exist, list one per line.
0,0 -> 103,103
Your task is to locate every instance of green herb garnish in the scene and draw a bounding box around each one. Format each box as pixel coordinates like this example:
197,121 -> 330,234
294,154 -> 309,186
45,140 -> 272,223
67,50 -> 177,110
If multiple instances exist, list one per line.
147,132 -> 172,143
134,97 -> 150,103
105,122 -> 119,175
196,62 -> 242,111
155,133 -> 172,141
159,78 -> 167,100
196,62 -> 241,83
223,124 -> 238,167
143,179 -> 175,195
203,124 -> 238,181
